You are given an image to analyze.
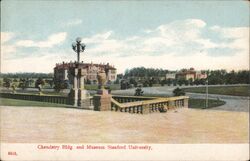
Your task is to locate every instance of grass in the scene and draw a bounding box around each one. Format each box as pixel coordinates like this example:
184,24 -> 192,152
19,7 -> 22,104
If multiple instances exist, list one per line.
189,98 -> 226,109
183,85 -> 249,96
0,98 -> 72,108
85,84 -> 120,90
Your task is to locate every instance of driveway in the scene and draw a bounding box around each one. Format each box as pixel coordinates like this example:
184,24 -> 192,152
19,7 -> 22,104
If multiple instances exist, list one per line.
112,85 -> 249,112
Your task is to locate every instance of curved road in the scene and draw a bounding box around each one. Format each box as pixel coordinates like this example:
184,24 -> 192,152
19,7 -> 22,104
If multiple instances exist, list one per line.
112,85 -> 249,112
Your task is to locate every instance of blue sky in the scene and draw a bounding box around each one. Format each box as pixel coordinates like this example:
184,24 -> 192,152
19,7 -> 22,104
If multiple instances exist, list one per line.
1,0 -> 249,73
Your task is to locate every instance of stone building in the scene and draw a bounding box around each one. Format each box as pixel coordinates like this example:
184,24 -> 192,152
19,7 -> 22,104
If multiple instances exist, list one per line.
176,68 -> 207,81
196,71 -> 207,79
166,72 -> 176,79
54,62 -> 117,84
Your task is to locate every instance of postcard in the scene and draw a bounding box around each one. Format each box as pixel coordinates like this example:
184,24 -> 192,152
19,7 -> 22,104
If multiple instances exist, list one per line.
0,0 -> 249,160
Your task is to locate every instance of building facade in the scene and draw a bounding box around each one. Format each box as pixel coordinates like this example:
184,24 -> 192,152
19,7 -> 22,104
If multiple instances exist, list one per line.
54,62 -> 117,84
175,68 -> 207,80
166,73 -> 176,79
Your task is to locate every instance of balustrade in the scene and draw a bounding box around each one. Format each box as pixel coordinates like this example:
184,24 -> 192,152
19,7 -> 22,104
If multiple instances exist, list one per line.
111,95 -> 189,114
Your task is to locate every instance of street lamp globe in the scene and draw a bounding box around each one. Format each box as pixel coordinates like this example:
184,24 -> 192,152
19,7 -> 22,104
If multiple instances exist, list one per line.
81,43 -> 86,49
72,37 -> 86,63
76,37 -> 82,43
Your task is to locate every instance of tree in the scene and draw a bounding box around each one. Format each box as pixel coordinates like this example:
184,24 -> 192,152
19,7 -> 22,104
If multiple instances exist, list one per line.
120,80 -> 129,90
54,79 -> 68,92
115,74 -> 123,84
25,79 -> 35,87
45,79 -> 54,88
194,79 -> 199,85
177,78 -> 185,86
18,78 -> 27,90
173,79 -> 177,86
0,72 -> 53,79
148,78 -> 154,87
143,80 -> 149,87
35,77 -> 45,92
124,67 -> 168,79
236,70 -> 250,84
0,79 -> 3,87
198,78 -> 206,85
160,79 -> 166,86
166,79 -> 172,86
184,79 -> 189,86
208,70 -> 226,85
188,78 -> 193,86
134,86 -> 144,96
3,78 -> 11,89
129,78 -> 138,87
13,78 -> 18,82
173,87 -> 185,96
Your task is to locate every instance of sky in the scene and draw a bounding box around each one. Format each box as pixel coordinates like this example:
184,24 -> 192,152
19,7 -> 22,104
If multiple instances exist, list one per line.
1,0 -> 249,74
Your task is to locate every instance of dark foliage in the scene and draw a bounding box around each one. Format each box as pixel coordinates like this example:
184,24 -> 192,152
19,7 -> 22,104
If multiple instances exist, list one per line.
173,87 -> 185,96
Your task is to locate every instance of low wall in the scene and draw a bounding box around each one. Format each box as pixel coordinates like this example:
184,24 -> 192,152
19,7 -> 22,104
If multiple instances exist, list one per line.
112,95 -> 158,103
0,93 -> 69,104
111,95 -> 189,114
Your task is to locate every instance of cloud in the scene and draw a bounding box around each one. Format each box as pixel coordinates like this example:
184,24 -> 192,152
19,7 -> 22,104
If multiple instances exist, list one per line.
210,26 -> 249,51
81,19 -> 248,58
1,19 -> 249,73
2,50 -> 73,73
211,26 -> 248,39
78,19 -> 248,72
16,32 -> 67,48
1,32 -> 15,44
62,19 -> 83,27
1,32 -> 17,58
82,31 -> 125,55
82,31 -> 113,43
1,44 -> 17,55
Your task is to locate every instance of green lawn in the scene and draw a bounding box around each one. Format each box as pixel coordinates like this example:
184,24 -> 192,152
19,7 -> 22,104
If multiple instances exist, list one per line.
183,85 -> 249,96
0,98 -> 72,108
189,98 -> 226,109
85,84 -> 120,90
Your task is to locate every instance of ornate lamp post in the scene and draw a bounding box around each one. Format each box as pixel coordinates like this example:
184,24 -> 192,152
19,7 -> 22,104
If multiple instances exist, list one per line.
68,37 -> 91,108
72,37 -> 86,63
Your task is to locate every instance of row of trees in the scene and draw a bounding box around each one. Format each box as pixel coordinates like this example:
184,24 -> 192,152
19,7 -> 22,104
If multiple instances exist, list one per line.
121,77 -> 207,89
0,73 -> 53,79
120,69 -> 249,90
1,77 -> 54,92
1,77 -> 87,92
124,67 -> 169,78
123,68 -> 249,85
207,70 -> 249,85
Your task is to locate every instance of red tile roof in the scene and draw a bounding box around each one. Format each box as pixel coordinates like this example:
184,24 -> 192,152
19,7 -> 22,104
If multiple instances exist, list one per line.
54,62 -> 116,70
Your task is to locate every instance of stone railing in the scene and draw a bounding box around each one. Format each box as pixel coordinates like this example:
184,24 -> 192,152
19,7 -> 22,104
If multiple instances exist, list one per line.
112,95 -> 158,103
111,96 -> 189,114
0,92 -> 93,107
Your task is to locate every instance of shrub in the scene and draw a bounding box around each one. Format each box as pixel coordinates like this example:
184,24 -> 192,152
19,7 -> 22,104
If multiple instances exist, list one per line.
134,86 -> 144,96
173,87 -> 185,96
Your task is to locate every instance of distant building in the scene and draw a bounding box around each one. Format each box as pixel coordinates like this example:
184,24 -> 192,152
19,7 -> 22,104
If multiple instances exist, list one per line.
196,71 -> 207,79
176,68 -> 207,81
54,62 -> 117,84
166,73 -> 176,79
